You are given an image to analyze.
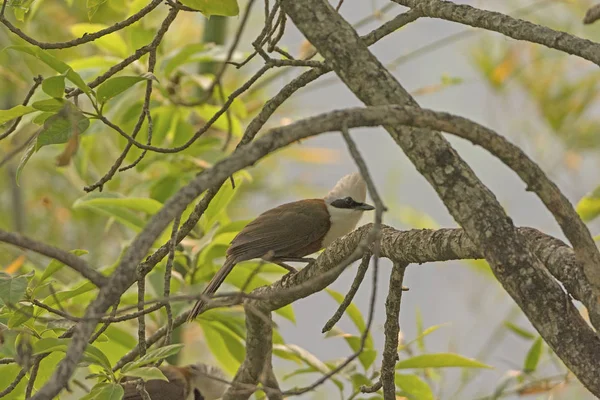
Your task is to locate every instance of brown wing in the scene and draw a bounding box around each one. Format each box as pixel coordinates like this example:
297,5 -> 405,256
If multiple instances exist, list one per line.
122,367 -> 189,400
227,199 -> 330,261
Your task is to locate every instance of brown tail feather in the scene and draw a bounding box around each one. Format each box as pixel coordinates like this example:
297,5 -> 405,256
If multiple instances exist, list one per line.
188,258 -> 236,321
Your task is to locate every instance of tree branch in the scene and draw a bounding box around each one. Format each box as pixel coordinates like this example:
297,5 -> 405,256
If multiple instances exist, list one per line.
279,1 -> 600,397
393,0 -> 600,67
0,229 -> 107,287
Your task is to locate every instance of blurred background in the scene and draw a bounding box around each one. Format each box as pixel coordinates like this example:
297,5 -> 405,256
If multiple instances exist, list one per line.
1,0 -> 600,399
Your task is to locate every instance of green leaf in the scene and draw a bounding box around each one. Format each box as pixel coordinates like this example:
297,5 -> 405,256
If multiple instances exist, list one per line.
162,43 -> 205,77
80,382 -> 124,400
0,275 -> 28,305
524,337 -> 543,373
32,112 -> 55,125
71,23 -> 128,57
194,104 -> 242,137
121,366 -> 168,381
36,103 -> 90,150
325,289 -> 374,348
121,344 -> 184,372
396,353 -> 492,369
576,186 -> 600,222
81,343 -> 113,370
15,140 -> 35,185
0,365 -> 26,399
32,338 -> 70,355
32,98 -> 66,112
0,105 -> 36,125
96,76 -> 149,104
86,0 -> 109,20
42,75 -> 66,98
201,171 -> 250,230
399,324 -> 447,352
11,0 -> 35,21
40,249 -> 89,283
7,46 -> 92,96
395,374 -> 434,400
41,281 -> 96,310
504,321 -> 535,340
178,0 -> 239,16
200,320 -> 244,376
7,304 -> 33,328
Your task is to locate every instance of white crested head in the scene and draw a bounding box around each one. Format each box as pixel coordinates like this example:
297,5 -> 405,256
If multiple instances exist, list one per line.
324,172 -> 367,204
321,172 -> 374,247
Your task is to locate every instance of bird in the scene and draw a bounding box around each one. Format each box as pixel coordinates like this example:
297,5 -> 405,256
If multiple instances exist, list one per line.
121,362 -> 228,400
188,172 -> 375,320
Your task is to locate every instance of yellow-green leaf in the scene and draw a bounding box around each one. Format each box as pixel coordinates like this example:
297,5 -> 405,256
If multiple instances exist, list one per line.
96,76 -> 149,104
395,374 -> 434,400
0,105 -> 36,125
396,353 -> 492,369
179,0 -> 239,16
524,337 -> 543,372
576,186 -> 600,222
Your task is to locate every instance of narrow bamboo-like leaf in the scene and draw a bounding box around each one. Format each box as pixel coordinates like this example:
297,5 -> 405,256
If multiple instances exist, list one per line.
0,105 -> 36,125
396,353 -> 492,369
121,344 -> 184,372
325,289 -> 374,349
524,337 -> 543,372
504,321 -> 535,340
178,0 -> 239,16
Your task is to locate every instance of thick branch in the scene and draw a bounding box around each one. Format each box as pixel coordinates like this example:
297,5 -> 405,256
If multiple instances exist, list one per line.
393,0 -> 600,67
382,262 -> 406,399
279,1 -> 600,396
0,229 -> 107,287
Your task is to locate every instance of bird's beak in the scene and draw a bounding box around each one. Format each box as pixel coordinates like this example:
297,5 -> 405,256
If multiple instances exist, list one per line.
356,203 -> 375,211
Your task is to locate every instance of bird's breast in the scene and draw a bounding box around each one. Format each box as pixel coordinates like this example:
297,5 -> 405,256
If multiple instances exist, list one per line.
321,205 -> 363,247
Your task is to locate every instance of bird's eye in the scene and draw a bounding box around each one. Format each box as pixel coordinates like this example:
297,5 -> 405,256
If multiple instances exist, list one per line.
345,197 -> 353,204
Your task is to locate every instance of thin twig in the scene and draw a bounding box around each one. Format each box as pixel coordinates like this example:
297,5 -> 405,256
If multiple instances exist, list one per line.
322,251 -> 372,333
0,75 -> 43,141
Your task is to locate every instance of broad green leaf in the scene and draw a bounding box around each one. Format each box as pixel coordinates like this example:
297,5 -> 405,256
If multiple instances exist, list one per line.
178,0 -> 239,16
86,0 -> 109,20
121,344 -> 184,372
7,46 -> 92,96
577,186 -> 600,222
0,275 -> 28,305
41,281 -> 96,310
32,337 -> 70,355
395,374 -> 434,400
71,24 -> 128,57
36,103 -> 90,150
524,337 -> 543,372
121,366 -> 168,381
200,321 -> 242,376
7,305 -> 33,328
504,321 -> 535,340
16,140 -> 35,185
42,75 -> 66,98
80,382 -> 123,400
273,344 -> 329,374
96,76 -> 148,104
32,98 -> 66,112
0,365 -> 26,399
81,343 -> 112,370
325,289 -> 374,349
0,105 -> 36,125
32,112 -> 54,125
40,249 -> 89,283
396,353 -> 492,369
68,55 -> 122,72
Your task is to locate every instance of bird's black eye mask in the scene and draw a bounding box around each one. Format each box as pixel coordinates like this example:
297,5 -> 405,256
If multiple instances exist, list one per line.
194,388 -> 205,400
331,196 -> 360,209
